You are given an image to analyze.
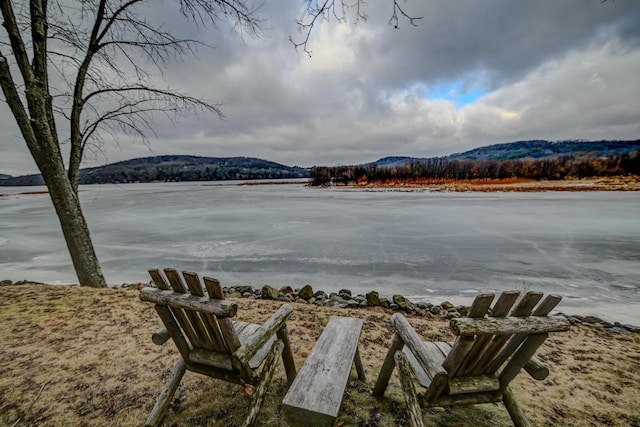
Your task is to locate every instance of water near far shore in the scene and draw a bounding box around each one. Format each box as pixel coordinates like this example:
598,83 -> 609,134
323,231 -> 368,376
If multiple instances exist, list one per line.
1,181 -> 639,325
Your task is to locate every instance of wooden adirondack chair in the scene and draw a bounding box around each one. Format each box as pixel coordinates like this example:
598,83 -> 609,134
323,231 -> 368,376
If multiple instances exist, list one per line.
139,268 -> 297,427
372,291 -> 570,427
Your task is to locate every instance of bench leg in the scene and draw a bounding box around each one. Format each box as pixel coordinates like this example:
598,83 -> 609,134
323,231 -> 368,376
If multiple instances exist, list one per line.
242,340 -> 284,427
372,332 -> 404,397
277,325 -> 297,385
395,351 -> 426,427
145,358 -> 187,427
354,346 -> 366,381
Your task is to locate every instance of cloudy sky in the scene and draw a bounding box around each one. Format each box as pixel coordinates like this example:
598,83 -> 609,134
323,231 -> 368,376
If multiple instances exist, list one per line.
2,0 -> 640,176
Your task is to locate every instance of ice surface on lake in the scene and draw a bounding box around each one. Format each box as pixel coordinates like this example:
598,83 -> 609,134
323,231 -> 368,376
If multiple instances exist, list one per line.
1,182 -> 639,324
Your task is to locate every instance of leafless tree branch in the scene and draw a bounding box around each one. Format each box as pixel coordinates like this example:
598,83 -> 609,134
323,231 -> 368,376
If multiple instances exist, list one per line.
291,0 -> 421,56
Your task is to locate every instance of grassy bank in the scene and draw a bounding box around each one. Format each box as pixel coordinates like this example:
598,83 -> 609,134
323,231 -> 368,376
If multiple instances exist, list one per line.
344,176 -> 640,192
1,285 -> 638,426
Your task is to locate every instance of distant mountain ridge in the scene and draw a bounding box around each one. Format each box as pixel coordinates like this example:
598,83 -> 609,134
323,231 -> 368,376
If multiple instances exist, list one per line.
0,155 -> 309,186
374,139 -> 640,167
3,140 -> 639,186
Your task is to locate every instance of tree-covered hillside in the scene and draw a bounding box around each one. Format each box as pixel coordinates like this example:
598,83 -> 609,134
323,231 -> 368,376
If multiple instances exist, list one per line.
372,140 -> 640,166
0,156 -> 309,186
446,140 -> 640,161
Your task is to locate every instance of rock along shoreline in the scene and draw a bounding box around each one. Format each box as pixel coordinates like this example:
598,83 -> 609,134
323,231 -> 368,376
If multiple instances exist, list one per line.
3,278 -> 639,333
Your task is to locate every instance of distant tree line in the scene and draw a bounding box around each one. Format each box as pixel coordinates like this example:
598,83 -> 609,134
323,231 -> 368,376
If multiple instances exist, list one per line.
310,153 -> 640,186
81,165 -> 307,184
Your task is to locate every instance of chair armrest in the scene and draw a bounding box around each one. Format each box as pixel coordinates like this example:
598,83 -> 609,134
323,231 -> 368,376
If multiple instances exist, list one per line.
152,326 -> 170,345
391,313 -> 447,379
233,304 -> 293,364
523,355 -> 549,380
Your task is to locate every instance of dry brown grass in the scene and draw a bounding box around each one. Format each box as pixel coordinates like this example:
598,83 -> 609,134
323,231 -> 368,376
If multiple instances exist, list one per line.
351,176 -> 640,192
1,285 -> 639,426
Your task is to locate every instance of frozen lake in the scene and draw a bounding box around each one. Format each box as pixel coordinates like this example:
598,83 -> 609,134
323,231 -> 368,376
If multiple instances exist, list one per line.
1,181 -> 639,324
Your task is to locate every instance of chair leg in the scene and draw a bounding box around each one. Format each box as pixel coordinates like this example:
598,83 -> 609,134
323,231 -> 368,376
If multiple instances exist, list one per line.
395,351 -> 426,427
503,386 -> 531,427
277,325 -> 297,384
242,340 -> 284,427
145,358 -> 187,427
372,332 -> 404,397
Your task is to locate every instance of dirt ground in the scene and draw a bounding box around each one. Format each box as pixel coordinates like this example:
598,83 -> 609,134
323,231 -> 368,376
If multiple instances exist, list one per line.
1,285 -> 639,426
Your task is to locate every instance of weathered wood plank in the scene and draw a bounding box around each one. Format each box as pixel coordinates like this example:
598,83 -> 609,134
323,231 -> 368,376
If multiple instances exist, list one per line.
472,291 -> 543,374
203,276 -> 224,299
181,271 -> 205,297
447,375 -> 500,395
434,342 -> 451,356
140,288 -> 237,317
450,316 -> 570,336
443,294 -> 494,376
391,313 -> 449,402
149,270 -> 205,349
499,333 -> 549,388
395,351 -> 426,427
458,291 -> 520,376
200,312 -> 229,353
203,276 -> 241,353
372,332 -> 404,397
486,294 -> 564,373
189,348 -> 234,370
392,314 -> 447,383
532,294 -> 563,316
282,316 -> 363,426
154,305 -> 190,362
402,342 -> 447,389
164,269 -> 213,349
148,269 -> 171,290
237,323 -> 277,370
185,362 -> 244,385
163,268 -> 188,293
233,304 -> 292,365
425,391 -> 502,408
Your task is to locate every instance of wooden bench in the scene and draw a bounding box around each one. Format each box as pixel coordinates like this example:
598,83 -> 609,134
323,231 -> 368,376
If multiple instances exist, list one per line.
282,316 -> 366,426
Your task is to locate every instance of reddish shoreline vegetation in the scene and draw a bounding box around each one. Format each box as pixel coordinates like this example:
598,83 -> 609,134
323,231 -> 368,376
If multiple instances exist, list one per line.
1,283 -> 639,426
310,151 -> 640,189
339,175 -> 640,192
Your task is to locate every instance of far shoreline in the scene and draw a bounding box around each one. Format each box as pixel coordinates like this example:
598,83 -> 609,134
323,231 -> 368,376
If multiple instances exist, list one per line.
326,176 -> 640,192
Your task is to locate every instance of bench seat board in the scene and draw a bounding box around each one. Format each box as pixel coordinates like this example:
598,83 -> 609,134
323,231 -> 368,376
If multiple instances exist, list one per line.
282,316 -> 364,426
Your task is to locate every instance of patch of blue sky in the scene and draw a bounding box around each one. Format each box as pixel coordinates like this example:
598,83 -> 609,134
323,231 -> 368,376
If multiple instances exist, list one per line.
426,80 -> 487,106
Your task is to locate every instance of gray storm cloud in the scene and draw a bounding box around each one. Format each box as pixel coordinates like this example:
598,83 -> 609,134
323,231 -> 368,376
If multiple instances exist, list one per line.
1,0 -> 639,175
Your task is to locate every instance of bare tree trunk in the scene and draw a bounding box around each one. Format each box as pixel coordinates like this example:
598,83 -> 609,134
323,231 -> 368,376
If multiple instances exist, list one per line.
32,138 -> 107,288
45,169 -> 107,288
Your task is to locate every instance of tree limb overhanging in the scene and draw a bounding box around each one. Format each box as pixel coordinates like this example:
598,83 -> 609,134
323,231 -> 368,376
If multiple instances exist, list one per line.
0,0 -> 263,288
0,0 -> 420,288
291,0 -> 422,56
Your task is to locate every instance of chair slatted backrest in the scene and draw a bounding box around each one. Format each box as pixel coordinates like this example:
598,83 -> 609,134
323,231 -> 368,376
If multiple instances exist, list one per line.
147,268 -> 241,370
440,291 -> 567,393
